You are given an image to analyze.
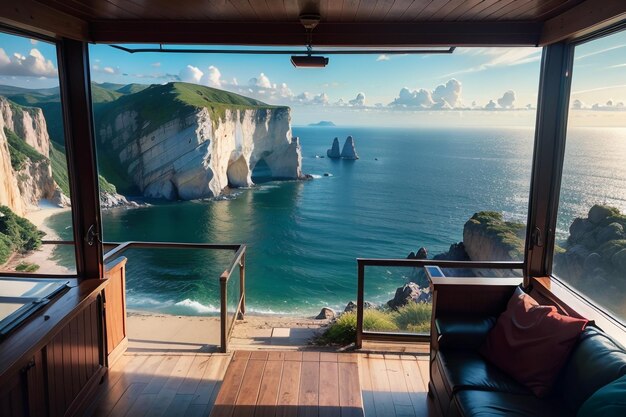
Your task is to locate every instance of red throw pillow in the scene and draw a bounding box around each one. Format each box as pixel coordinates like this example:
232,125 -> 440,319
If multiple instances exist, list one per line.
480,287 -> 588,397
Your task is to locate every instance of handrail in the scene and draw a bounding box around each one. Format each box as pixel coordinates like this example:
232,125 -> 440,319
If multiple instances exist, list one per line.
356,258 -> 525,348
100,240 -> 246,353
220,245 -> 246,352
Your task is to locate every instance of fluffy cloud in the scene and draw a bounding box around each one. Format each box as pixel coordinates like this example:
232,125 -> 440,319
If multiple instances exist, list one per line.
312,93 -> 329,105
349,92 -> 365,106
432,79 -> 462,107
179,65 -> 203,83
103,66 -> 117,74
497,90 -> 516,108
390,79 -> 461,109
572,99 -> 585,109
591,100 -> 625,111
249,72 -> 272,89
0,48 -> 57,78
202,65 -> 221,87
376,54 -> 390,61
485,100 -> 497,110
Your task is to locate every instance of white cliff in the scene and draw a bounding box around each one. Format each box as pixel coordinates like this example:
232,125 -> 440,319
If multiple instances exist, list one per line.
99,105 -> 303,200
341,136 -> 359,159
327,137 -> 341,159
0,97 -> 60,215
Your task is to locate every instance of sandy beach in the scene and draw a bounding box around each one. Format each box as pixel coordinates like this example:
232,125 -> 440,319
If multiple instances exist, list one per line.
6,200 -> 73,274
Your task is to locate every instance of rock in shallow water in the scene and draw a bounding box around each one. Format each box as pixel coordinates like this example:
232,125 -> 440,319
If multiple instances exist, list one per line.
315,307 -> 336,320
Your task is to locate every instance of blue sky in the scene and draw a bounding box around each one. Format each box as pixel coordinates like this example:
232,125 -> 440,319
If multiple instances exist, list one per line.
0,29 -> 624,127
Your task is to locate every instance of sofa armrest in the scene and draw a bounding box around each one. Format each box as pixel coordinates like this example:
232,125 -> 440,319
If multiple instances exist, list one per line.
435,316 -> 496,351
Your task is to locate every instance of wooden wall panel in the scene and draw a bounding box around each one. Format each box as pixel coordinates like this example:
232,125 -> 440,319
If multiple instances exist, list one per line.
46,297 -> 102,417
104,257 -> 128,364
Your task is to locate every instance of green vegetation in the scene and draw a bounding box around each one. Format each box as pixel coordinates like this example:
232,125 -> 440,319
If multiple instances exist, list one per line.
91,84 -> 123,103
15,262 -> 40,272
465,211 -> 526,259
116,83 -> 150,95
319,302 -> 432,345
0,206 -> 44,265
96,82 -> 284,135
50,142 -> 70,195
4,127 -> 46,170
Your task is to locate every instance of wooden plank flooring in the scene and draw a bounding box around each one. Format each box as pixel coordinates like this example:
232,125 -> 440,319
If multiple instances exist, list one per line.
86,354 -> 231,417
86,352 -> 435,417
210,352 -> 363,417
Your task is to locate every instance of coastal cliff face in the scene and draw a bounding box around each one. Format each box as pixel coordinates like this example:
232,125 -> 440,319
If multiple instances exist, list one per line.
97,85 -> 302,200
0,97 -> 59,215
463,211 -> 525,262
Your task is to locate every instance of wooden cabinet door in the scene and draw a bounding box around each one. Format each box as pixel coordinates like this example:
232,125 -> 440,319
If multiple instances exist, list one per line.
0,350 -> 46,417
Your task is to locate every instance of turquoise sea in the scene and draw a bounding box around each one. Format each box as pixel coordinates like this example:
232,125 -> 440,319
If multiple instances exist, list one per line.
47,126 -> 626,315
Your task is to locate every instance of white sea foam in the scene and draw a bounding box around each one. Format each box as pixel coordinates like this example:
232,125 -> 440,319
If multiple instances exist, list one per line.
310,174 -> 322,179
173,299 -> 220,315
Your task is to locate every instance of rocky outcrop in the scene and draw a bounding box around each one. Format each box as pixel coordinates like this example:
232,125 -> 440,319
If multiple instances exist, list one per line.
463,212 -> 525,262
340,136 -> 359,159
554,205 -> 626,289
327,137 -> 341,159
343,301 -> 373,313
387,282 -> 431,310
315,307 -> 336,320
99,106 -> 303,200
0,97 -> 61,215
100,191 -> 141,209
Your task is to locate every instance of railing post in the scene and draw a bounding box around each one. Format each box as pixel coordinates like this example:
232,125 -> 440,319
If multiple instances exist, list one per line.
239,250 -> 246,319
356,261 -> 365,349
220,273 -> 228,353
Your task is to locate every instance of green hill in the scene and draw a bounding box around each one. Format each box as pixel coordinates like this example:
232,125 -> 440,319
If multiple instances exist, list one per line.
96,82 -> 282,134
116,83 -> 150,95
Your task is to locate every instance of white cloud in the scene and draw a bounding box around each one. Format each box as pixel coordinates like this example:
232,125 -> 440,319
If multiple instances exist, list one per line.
485,100 -> 497,110
179,65 -> 203,83
390,79 -> 461,108
432,79 -> 462,107
151,62 -> 161,68
103,66 -> 117,74
349,92 -> 365,106
576,44 -> 626,61
249,72 -> 272,89
312,93 -> 329,105
377,54 -> 390,61
441,48 -> 541,78
572,99 -> 585,109
497,90 -> 516,108
30,39 -> 38,45
201,65 -> 221,87
607,63 -> 626,69
0,48 -> 57,78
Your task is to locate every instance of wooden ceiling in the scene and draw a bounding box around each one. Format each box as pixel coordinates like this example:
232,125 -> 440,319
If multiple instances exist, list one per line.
0,0 -> 625,46
32,0 -> 584,23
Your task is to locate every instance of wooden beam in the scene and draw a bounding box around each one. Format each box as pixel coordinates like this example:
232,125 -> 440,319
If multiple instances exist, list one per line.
540,0 -> 626,45
89,21 -> 542,46
0,0 -> 88,40
57,39 -> 104,280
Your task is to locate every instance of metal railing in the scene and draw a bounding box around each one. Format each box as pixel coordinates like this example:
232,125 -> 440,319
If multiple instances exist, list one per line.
12,240 -> 247,352
356,258 -> 525,347
102,241 -> 246,353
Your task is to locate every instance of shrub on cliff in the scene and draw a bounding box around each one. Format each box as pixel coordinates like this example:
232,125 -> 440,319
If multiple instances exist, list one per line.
394,302 -> 432,331
0,206 -> 44,264
464,211 -> 525,260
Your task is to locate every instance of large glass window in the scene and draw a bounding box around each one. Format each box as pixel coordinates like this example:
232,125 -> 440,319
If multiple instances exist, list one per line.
552,29 -> 626,322
88,43 -> 539,323
0,31 -> 76,275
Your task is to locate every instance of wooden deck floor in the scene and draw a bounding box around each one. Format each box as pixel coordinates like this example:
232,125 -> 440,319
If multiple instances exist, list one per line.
86,352 -> 435,417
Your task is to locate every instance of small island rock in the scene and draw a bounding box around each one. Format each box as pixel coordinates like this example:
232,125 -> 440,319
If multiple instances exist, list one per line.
315,307 -> 336,320
344,301 -> 373,313
327,138 -> 341,159
340,136 -> 359,159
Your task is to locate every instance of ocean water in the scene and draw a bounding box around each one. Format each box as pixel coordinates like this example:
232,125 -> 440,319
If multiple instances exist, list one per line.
47,126 -> 626,315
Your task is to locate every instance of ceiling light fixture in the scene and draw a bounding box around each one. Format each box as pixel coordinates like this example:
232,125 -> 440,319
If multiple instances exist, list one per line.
290,13 -> 328,68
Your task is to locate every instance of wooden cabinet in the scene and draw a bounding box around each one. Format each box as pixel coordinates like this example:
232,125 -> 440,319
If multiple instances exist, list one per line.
0,280 -> 107,417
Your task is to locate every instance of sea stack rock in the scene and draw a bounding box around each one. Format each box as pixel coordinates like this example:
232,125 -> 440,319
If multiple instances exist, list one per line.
340,136 -> 359,159
327,137 -> 341,159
